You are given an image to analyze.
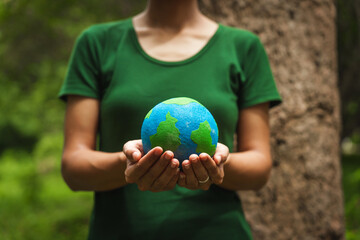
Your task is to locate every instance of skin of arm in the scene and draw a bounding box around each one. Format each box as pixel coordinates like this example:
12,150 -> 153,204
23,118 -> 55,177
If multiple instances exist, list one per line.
218,102 -> 272,191
61,95 -> 128,191
61,95 -> 180,192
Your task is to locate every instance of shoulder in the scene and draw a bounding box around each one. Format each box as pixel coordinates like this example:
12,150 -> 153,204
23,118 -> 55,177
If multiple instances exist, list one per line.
220,24 -> 263,49
221,25 -> 258,39
77,18 -> 131,44
85,19 -> 131,36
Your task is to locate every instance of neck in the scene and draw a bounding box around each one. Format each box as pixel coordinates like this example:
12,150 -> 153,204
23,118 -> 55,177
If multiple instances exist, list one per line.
143,0 -> 201,30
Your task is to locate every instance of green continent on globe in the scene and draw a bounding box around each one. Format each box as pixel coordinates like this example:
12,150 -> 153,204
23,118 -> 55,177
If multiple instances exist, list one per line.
150,112 -> 181,152
191,120 -> 216,155
163,97 -> 199,105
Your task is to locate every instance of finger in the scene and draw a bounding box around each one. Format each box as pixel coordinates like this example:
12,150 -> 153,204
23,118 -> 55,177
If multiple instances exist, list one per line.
199,153 -> 223,185
200,182 -> 212,191
190,154 -> 209,184
182,160 -> 198,189
151,158 -> 179,191
138,150 -> 173,190
123,140 -> 144,162
125,147 -> 163,184
178,172 -> 186,187
213,143 -> 229,165
132,151 -> 141,162
164,168 -> 180,191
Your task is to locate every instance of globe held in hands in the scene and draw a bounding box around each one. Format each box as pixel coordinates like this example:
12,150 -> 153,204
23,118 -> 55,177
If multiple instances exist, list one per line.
141,97 -> 218,163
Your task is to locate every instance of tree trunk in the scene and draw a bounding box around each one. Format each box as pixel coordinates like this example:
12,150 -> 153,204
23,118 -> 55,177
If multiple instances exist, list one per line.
199,0 -> 345,239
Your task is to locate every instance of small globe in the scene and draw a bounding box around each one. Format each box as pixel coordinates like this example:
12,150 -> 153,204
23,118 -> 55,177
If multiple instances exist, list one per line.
141,97 -> 218,163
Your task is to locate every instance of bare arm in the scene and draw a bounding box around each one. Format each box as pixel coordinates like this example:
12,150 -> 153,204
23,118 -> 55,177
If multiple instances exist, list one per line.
178,102 -> 272,191
218,102 -> 272,191
61,95 -> 128,191
61,95 -> 179,192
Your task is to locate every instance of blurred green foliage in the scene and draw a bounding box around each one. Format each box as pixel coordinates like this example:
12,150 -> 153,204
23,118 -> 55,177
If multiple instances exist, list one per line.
337,0 -> 360,237
0,0 -> 359,239
0,1 -> 146,239
342,155 -> 360,240
0,0 -> 146,152
337,0 -> 360,140
0,135 -> 92,239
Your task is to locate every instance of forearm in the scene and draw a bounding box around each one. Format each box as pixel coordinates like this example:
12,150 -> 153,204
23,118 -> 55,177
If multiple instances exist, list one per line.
61,149 -> 128,192
217,150 -> 272,191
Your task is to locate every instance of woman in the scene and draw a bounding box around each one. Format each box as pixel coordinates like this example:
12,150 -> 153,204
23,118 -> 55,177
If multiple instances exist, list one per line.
59,0 -> 282,239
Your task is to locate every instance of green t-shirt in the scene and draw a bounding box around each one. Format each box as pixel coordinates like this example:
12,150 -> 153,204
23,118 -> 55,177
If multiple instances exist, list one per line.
59,18 -> 281,240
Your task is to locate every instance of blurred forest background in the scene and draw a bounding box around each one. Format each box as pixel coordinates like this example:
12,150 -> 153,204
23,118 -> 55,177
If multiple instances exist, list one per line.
0,0 -> 359,239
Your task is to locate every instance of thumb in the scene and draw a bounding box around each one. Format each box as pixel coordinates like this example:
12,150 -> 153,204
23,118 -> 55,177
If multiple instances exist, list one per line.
123,140 -> 143,162
132,151 -> 141,162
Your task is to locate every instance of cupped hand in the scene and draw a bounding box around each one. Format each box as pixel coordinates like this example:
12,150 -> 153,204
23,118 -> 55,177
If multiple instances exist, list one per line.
177,143 -> 229,190
123,140 -> 180,192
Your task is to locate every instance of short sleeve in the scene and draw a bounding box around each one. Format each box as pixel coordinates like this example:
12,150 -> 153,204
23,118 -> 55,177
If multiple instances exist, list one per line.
238,35 -> 282,109
58,29 -> 101,101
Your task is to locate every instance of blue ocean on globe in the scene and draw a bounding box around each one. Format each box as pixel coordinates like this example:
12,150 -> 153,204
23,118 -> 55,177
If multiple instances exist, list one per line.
141,97 -> 218,163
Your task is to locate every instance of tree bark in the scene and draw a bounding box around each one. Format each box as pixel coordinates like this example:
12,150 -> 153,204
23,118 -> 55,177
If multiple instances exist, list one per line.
199,0 -> 345,239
